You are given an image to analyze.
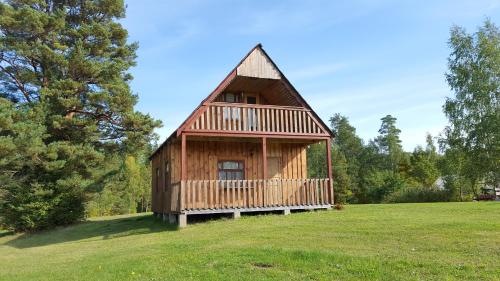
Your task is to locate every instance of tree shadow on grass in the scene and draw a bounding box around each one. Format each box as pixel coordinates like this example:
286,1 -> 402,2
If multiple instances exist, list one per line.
4,213 -> 177,249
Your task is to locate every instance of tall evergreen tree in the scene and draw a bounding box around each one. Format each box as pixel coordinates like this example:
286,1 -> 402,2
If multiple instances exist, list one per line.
442,19 -> 500,194
374,115 -> 404,172
0,0 -> 160,231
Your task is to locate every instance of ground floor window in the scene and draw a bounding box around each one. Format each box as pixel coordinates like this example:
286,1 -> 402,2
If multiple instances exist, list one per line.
218,160 -> 244,180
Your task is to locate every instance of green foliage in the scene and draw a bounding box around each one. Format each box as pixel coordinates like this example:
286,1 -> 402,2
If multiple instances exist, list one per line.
409,134 -> 440,188
329,114 -> 364,203
383,186 -> 450,203
306,142 -> 326,178
86,152 -> 152,217
442,19 -> 500,195
374,115 -> 405,172
0,0 -> 160,231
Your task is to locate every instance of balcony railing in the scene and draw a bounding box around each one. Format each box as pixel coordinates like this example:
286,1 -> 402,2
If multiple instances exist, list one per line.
186,103 -> 327,135
167,178 -> 333,212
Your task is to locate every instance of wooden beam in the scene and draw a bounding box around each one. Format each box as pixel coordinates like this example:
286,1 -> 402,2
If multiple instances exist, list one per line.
326,138 -> 334,204
181,134 -> 187,181
262,137 -> 268,180
183,131 -> 330,139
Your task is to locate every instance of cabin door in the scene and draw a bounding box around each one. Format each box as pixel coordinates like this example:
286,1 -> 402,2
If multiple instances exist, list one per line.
267,157 -> 282,179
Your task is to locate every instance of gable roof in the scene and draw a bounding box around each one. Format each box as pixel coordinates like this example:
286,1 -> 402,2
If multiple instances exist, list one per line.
150,44 -> 334,159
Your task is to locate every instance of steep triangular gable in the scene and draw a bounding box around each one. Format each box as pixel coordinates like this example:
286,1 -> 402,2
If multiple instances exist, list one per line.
176,44 -> 334,137
236,48 -> 281,79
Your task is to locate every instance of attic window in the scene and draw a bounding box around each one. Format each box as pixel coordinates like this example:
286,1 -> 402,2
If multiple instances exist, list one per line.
222,93 -> 241,103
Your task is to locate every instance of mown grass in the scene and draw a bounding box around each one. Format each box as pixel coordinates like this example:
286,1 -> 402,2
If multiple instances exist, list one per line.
0,202 -> 499,281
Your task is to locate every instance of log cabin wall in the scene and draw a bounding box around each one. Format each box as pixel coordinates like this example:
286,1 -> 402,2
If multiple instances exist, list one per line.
151,139 -> 181,214
185,139 -> 307,181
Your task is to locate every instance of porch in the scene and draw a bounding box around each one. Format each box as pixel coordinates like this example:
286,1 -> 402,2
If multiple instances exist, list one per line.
167,178 -> 333,214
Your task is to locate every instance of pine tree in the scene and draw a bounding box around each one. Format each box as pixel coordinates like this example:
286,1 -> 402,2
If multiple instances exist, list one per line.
0,0 -> 160,231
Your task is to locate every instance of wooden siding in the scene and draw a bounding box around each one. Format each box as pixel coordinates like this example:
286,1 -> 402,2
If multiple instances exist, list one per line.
185,140 -> 307,181
151,138 -> 312,214
151,139 -> 181,214
237,48 -> 280,79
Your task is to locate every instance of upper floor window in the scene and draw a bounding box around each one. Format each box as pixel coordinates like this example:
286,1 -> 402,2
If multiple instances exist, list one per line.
222,92 -> 241,103
218,160 -> 244,180
164,160 -> 170,191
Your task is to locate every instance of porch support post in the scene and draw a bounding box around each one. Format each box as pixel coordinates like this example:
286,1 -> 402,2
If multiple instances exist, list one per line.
326,138 -> 334,204
178,214 -> 187,228
262,136 -> 268,200
262,137 -> 268,180
180,134 -> 187,212
181,134 -> 187,181
232,211 -> 241,219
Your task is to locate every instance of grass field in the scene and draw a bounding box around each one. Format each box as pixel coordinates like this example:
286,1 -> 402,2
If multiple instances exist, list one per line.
0,202 -> 499,281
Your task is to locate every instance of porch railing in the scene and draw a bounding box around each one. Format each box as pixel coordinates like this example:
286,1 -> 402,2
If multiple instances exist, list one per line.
173,178 -> 333,212
186,103 -> 327,135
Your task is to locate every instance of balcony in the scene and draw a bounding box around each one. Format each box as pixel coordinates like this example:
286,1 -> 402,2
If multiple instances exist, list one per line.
184,103 -> 329,136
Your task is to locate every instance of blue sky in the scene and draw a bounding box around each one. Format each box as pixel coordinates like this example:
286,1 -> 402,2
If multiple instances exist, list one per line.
121,0 -> 500,150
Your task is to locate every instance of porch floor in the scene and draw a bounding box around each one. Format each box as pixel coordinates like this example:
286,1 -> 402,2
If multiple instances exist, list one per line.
182,204 -> 331,215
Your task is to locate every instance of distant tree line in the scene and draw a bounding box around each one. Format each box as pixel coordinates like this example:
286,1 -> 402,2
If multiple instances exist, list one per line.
309,20 -> 499,204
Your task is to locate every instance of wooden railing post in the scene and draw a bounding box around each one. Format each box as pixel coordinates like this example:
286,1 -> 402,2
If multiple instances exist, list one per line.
180,134 -> 187,211
326,138 -> 334,204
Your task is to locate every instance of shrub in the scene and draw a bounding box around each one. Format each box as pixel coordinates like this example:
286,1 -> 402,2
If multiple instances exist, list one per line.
384,186 -> 450,203
477,194 -> 496,201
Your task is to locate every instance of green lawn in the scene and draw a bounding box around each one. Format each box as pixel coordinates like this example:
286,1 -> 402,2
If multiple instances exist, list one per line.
0,203 -> 499,281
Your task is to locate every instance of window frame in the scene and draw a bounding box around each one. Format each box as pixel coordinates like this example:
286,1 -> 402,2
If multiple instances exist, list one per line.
164,160 -> 170,192
217,160 -> 245,181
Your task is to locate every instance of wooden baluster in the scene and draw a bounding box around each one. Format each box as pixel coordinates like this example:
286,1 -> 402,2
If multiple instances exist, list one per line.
243,180 -> 248,208
272,179 -> 276,207
319,179 -> 324,205
202,180 -> 208,209
292,111 -> 297,133
202,110 -> 206,130
208,180 -> 212,209
279,110 -> 283,132
185,181 -> 189,210
307,179 -> 312,206
286,111 -> 290,133
191,180 -> 196,210
323,179 -> 329,204
302,179 -> 306,206
221,180 -> 226,209
210,107 -> 214,130
242,107 -> 247,131
280,179 -> 284,206
252,180 -> 257,207
231,180 -> 235,209
237,107 -> 242,131
298,179 -> 302,206
237,180 -> 242,208
265,109 -> 269,132
270,108 -> 275,132
298,110 -> 303,133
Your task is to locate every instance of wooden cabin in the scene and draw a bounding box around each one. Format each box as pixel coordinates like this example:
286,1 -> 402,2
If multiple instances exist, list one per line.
150,44 -> 334,227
